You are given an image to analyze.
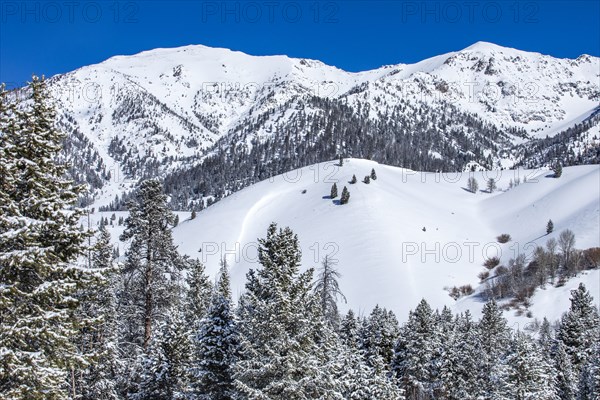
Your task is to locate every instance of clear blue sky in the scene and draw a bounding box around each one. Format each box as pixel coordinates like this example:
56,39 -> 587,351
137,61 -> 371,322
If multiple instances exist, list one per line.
1,0 -> 599,87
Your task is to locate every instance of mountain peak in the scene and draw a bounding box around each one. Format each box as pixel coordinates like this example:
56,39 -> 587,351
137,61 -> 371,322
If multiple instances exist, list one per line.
462,41 -> 515,53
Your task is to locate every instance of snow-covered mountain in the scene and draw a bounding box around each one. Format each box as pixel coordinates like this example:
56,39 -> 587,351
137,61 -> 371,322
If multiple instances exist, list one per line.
36,42 -> 599,207
160,159 -> 599,324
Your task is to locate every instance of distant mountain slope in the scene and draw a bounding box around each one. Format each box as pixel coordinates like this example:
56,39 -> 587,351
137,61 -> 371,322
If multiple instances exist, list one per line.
9,42 -> 597,207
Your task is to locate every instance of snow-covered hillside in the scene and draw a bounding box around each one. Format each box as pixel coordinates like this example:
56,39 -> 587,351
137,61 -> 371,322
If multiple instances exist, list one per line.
166,159 -> 600,324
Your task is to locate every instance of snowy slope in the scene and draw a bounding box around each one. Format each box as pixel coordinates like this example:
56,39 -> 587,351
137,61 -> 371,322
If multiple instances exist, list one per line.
166,159 -> 600,323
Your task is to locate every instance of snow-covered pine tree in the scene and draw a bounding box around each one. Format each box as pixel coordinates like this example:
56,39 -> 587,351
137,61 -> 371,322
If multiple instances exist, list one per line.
119,179 -> 183,351
75,225 -> 121,400
234,223 -> 331,398
493,332 -> 558,400
0,76 -> 92,399
478,300 -> 511,398
547,219 -> 554,234
350,174 -> 357,184
554,339 -> 577,400
557,283 -> 600,372
392,299 -> 439,400
487,178 -> 497,193
183,256 -> 213,330
339,309 -> 360,348
363,175 -> 371,184
130,308 -> 191,400
361,305 -> 400,371
371,168 -> 377,180
340,186 -> 350,204
467,176 -> 479,193
439,311 -> 482,400
192,261 -> 239,399
312,255 -> 346,328
330,182 -> 338,199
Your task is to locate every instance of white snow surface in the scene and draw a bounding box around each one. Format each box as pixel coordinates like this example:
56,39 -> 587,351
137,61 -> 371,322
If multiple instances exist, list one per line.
161,159 -> 600,324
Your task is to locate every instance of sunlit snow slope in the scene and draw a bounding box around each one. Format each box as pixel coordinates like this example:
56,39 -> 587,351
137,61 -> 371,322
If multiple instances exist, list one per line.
171,159 -> 600,323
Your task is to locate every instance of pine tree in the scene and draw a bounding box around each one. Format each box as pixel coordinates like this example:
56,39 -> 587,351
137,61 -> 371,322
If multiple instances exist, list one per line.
339,155 -> 344,167
547,219 -> 554,234
173,214 -> 180,227
312,255 -> 346,327
361,306 -> 400,371
234,223 -> 331,398
554,340 -> 577,400
439,311 -> 482,400
330,182 -> 338,199
129,307 -> 191,400
192,261 -> 239,399
75,226 -> 121,400
487,177 -> 497,193
478,300 -> 511,397
191,209 -> 197,219
183,257 -> 213,330
0,76 -> 92,399
467,176 -> 479,193
119,179 -> 182,351
494,332 -> 558,400
557,283 -> 600,372
553,163 -> 563,178
363,175 -> 371,184
350,174 -> 357,184
371,168 -> 377,180
340,186 -> 350,204
392,299 -> 439,400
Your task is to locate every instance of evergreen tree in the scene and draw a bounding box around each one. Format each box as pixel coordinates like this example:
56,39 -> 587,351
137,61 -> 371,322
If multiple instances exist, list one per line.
129,307 -> 191,400
392,299 -> 438,400
478,300 -> 511,397
191,209 -> 197,219
234,223 -> 331,398
75,226 -> 121,400
547,219 -> 554,234
361,305 -> 400,371
467,176 -> 479,193
350,174 -> 357,184
554,340 -> 577,400
493,332 -> 558,400
330,182 -> 338,199
339,155 -> 344,167
0,76 -> 92,399
340,186 -> 350,204
363,175 -> 371,184
183,257 -> 213,330
439,311 -> 482,400
173,214 -> 179,227
119,179 -> 182,350
312,255 -> 346,327
557,283 -> 600,372
487,177 -> 497,193
192,261 -> 239,399
371,168 -> 377,180
554,163 -> 563,178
